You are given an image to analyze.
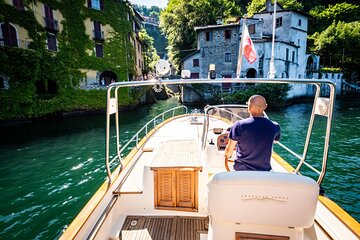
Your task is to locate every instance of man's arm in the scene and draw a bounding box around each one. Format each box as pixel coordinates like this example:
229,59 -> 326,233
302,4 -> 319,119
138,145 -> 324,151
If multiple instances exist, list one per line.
225,139 -> 237,159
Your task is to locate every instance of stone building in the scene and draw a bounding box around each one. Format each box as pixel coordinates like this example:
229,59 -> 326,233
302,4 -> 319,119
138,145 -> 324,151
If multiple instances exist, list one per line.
180,1 -> 324,83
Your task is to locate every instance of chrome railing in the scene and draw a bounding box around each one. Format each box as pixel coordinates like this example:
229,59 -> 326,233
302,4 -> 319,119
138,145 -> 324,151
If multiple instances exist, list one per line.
118,106 -> 187,157
106,78 -> 336,184
106,103 -> 187,181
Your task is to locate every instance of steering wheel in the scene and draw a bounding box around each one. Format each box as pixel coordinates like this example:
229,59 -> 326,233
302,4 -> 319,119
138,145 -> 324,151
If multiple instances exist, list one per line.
225,156 -> 234,172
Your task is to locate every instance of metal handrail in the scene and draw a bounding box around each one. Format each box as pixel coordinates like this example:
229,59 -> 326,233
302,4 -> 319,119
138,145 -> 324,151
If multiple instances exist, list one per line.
106,105 -> 188,180
119,106 -> 188,154
105,78 -> 336,185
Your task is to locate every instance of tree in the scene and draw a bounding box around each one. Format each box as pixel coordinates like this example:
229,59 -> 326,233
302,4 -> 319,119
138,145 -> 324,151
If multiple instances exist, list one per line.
139,29 -> 160,73
160,0 -> 241,70
247,0 -> 303,17
133,4 -> 162,22
308,3 -> 360,34
311,21 -> 360,81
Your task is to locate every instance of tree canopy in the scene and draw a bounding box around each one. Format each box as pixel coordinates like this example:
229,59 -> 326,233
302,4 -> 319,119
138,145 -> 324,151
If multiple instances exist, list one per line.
134,5 -> 162,21
310,21 -> 360,80
139,28 -> 160,72
309,3 -> 360,34
247,0 -> 303,17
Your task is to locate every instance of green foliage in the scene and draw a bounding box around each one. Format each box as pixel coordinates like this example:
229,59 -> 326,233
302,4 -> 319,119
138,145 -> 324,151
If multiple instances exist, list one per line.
222,84 -> 291,108
310,21 -> 360,81
0,0 -> 145,120
139,29 -> 160,72
160,0 -> 241,70
144,24 -> 167,59
321,67 -> 341,73
309,3 -> 360,34
134,4 -> 163,21
0,47 -> 40,118
247,0 -> 303,17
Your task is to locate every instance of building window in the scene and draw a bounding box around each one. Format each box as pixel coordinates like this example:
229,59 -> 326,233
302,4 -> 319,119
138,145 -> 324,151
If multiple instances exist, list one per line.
206,31 -> 213,41
193,59 -> 199,67
95,43 -> 103,57
248,24 -> 255,34
44,4 -> 59,31
47,33 -> 57,51
276,17 -> 282,28
292,51 -> 295,63
190,73 -> 199,79
93,21 -> 103,40
298,19 -> 302,26
286,48 -> 289,61
12,0 -> 24,10
224,30 -> 231,39
87,0 -> 104,10
225,53 -> 231,62
1,23 -> 18,47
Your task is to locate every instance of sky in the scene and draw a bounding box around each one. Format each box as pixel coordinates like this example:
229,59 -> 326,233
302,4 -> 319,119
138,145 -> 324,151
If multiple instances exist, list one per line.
129,0 -> 168,9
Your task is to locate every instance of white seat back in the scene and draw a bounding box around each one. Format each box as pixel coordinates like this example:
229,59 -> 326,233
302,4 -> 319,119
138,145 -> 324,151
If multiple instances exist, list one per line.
207,171 -> 319,239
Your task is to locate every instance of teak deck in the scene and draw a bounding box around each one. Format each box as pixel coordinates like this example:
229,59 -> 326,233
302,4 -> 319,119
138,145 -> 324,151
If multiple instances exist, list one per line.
120,215 -> 208,240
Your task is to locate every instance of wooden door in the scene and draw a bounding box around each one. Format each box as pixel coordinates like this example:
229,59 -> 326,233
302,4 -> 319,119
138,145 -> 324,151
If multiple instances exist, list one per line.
155,170 -> 176,207
176,170 -> 195,208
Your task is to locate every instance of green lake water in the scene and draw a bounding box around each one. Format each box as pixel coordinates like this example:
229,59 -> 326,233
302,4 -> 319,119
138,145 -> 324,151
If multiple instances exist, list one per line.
0,97 -> 359,239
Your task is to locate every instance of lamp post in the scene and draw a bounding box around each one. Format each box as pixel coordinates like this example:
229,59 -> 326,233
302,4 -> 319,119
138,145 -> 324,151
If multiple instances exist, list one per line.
268,0 -> 277,79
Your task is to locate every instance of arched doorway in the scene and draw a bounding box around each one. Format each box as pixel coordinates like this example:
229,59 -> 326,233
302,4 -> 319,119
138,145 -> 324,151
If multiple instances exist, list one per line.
99,71 -> 117,86
246,68 -> 257,78
306,56 -> 314,70
1,22 -> 18,47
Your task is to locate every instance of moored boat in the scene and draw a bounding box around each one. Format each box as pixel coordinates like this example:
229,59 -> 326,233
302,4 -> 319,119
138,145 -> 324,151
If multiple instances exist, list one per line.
59,77 -> 360,240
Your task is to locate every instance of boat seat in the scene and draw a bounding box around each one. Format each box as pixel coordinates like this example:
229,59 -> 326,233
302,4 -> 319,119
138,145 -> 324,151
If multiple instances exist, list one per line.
207,171 -> 319,240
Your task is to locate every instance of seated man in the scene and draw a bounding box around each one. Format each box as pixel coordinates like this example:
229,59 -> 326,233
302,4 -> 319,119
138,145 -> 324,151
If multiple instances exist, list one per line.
224,95 -> 280,171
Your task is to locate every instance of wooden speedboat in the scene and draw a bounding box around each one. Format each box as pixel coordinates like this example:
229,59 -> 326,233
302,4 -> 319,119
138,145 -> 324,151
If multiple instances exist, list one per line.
60,78 -> 360,240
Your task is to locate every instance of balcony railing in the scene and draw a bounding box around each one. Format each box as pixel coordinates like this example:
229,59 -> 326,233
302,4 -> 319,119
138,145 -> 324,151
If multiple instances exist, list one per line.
44,17 -> 59,31
93,30 -> 104,41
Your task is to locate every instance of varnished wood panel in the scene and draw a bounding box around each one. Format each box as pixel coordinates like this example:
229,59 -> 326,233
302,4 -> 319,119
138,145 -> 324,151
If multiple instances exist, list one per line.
155,170 -> 176,207
120,216 -> 208,240
154,169 -> 198,211
176,170 -> 195,208
235,232 -> 289,240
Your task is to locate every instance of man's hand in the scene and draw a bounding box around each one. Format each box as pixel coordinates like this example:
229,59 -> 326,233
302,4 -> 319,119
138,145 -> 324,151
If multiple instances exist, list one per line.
225,139 -> 237,159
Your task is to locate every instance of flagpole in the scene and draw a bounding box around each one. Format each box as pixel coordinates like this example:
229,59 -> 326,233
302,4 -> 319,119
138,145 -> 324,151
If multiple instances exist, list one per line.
268,0 -> 277,79
236,15 -> 247,78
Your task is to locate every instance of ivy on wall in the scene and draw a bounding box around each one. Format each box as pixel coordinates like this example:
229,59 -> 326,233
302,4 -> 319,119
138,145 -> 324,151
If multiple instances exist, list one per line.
0,0 -> 142,121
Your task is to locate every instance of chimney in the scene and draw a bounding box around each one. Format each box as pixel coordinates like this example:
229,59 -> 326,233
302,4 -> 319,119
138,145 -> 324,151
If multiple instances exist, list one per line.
216,17 -> 223,25
265,0 -> 272,12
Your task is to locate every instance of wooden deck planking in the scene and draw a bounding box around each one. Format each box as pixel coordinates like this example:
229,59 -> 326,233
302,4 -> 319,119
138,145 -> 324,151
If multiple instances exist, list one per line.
120,216 -> 208,240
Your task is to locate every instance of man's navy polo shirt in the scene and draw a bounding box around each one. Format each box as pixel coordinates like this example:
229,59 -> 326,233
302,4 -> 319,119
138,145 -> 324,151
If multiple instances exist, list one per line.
229,116 -> 280,171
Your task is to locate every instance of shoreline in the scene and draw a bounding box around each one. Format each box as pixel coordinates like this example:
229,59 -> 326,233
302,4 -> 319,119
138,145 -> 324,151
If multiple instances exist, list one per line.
0,94 -> 357,127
